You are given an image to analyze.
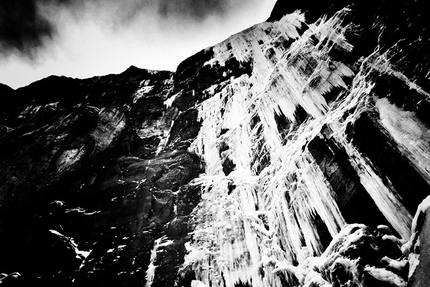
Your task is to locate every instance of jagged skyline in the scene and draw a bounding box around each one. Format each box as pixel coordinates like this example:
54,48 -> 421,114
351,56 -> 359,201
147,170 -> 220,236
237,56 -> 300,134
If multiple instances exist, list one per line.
0,0 -> 276,89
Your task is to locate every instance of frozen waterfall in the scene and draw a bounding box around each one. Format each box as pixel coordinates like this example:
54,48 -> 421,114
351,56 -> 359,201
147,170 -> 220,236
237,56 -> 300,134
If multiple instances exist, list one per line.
176,8 -> 430,287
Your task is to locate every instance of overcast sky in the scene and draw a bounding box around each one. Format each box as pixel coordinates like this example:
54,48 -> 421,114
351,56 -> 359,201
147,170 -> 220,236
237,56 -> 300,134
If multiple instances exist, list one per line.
0,0 -> 277,89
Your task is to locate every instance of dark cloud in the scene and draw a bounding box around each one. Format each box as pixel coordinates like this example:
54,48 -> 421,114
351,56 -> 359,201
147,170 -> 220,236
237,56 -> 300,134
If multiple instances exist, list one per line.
0,0 -> 76,58
0,0 -> 51,58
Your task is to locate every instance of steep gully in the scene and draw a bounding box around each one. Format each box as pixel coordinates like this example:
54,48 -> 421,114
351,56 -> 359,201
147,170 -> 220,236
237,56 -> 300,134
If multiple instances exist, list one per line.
1,0 -> 430,286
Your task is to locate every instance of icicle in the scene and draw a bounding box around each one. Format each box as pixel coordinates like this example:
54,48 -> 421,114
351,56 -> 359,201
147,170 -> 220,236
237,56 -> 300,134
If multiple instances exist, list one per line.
327,66 -> 414,239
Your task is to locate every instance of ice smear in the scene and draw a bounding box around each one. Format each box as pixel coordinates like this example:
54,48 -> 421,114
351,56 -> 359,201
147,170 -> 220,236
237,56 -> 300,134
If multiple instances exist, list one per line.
145,236 -> 174,287
90,107 -> 126,151
377,98 -> 430,186
56,148 -> 86,172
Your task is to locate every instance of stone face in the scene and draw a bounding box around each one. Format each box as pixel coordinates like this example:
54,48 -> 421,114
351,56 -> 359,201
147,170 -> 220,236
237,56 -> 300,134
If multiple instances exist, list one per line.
0,66 -> 202,286
1,1 -> 430,287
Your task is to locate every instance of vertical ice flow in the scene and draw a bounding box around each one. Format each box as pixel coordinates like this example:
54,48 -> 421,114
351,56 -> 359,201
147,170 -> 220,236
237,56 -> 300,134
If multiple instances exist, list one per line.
181,8 -> 429,287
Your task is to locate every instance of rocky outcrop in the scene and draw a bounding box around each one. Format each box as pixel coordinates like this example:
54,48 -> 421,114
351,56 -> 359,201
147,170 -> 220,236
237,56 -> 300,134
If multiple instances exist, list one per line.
0,66 -> 203,286
1,0 -> 430,286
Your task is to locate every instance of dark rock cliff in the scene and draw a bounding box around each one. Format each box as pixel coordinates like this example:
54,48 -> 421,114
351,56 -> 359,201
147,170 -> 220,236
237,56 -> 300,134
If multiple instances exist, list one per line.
1,1 -> 430,287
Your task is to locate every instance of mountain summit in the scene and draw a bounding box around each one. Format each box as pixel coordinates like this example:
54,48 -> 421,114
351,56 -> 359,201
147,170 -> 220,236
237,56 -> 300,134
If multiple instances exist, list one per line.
1,1 -> 430,286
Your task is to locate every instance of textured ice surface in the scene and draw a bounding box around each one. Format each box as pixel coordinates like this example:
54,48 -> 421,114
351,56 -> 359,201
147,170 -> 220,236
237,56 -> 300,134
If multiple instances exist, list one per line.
181,8 -> 430,287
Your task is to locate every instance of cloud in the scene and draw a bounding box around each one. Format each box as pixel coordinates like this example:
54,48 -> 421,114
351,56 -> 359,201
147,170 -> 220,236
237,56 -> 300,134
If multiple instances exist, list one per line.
0,0 -> 52,58
0,0 -> 257,60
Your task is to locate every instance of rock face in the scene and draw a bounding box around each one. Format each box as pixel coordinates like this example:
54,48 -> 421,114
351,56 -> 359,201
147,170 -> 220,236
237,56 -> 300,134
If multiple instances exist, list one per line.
1,1 -> 430,287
